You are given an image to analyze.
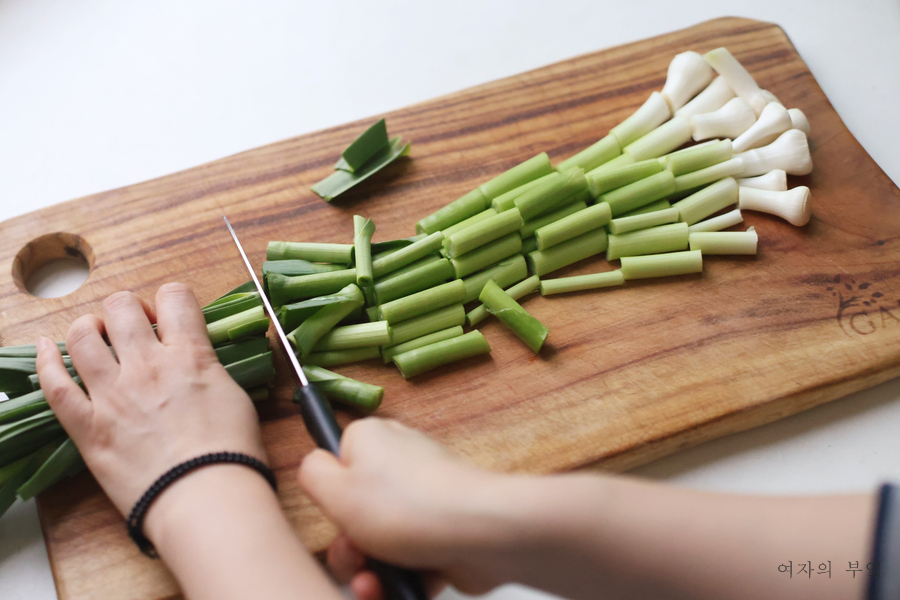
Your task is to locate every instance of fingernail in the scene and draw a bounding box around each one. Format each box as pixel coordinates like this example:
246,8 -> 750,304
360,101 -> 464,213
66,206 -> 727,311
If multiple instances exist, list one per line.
37,337 -> 51,352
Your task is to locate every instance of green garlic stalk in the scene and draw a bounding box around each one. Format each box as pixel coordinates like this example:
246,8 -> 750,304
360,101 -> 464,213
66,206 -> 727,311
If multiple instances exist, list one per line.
689,228 -> 758,255
527,228 -> 608,277
467,275 -> 540,327
671,177 -> 738,225
540,270 -> 625,295
451,233 -> 522,279
479,280 -> 548,353
606,222 -> 689,261
312,321 -> 392,352
620,250 -> 703,279
381,326 -> 464,365
534,203 -> 611,251
416,189 -> 488,235
374,257 -> 454,305
378,280 -> 466,324
266,241 -> 354,264
392,331 -> 491,379
609,206 -> 679,235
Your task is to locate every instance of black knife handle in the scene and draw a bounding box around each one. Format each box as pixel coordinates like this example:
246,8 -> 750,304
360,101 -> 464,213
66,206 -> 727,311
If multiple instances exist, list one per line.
293,384 -> 430,600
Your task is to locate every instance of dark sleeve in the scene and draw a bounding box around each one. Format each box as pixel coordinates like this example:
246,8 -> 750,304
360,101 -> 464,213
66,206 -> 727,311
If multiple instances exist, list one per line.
868,484 -> 900,600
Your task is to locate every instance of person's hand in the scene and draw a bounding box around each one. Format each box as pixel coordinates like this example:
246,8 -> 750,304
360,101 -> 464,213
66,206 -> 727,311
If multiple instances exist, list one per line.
298,417 -> 525,600
36,283 -> 267,518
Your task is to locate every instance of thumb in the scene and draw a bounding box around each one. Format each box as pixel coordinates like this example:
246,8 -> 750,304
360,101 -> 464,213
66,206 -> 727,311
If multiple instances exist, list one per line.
298,449 -> 353,521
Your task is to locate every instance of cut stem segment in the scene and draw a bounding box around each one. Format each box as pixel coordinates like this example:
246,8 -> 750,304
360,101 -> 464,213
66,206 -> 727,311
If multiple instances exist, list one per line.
393,331 -> 491,379
386,304 -> 466,346
556,135 -> 621,174
461,255 -> 528,304
620,250 -> 703,279
444,209 -> 523,258
527,228 -> 608,276
440,209 -> 497,238
313,321 -> 392,352
374,257 -> 454,304
451,233 -> 522,279
623,116 -> 692,161
305,347 -> 382,367
478,153 -> 553,201
609,207 -> 680,234
671,177 -> 738,225
416,189 -> 488,235
479,280 -> 548,353
599,170 -> 675,217
207,306 -> 269,346
688,209 -> 743,233
673,157 -> 744,194
665,140 -> 733,176
534,203 -> 611,250
606,222 -> 689,260
267,269 -> 358,305
514,169 -> 588,221
266,242 -> 354,264
353,215 -> 376,289
381,326 -> 464,364
378,280 -> 466,324
587,159 -> 663,197
286,284 -> 364,357
371,232 -> 444,278
300,365 -> 384,412
467,275 -> 540,326
689,228 -> 758,254
540,270 -> 625,295
519,200 -> 588,239
491,175 -> 555,212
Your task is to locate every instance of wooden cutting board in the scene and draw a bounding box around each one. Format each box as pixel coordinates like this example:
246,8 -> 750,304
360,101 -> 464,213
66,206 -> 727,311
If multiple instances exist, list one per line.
1,16 -> 898,600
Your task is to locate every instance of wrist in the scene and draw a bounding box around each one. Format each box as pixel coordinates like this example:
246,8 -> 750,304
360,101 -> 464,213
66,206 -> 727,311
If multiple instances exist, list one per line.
143,463 -> 280,554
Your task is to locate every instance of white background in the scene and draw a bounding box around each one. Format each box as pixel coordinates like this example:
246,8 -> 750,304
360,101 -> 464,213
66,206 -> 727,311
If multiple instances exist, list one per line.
1,2 -> 899,599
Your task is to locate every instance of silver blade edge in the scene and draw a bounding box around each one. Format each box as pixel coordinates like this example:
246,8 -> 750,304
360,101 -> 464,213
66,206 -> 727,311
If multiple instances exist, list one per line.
222,216 -> 309,386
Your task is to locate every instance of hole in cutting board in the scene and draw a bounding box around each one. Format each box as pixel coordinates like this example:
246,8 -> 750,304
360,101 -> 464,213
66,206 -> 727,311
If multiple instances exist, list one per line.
13,233 -> 94,298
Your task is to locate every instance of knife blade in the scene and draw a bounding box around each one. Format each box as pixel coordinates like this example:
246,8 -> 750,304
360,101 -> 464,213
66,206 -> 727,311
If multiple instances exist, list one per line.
222,216 -> 429,600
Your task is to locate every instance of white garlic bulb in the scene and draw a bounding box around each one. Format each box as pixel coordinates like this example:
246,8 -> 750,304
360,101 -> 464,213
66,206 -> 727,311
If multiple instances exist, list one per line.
690,97 -> 756,141
732,102 -> 793,152
738,186 -> 811,226
661,51 -> 715,112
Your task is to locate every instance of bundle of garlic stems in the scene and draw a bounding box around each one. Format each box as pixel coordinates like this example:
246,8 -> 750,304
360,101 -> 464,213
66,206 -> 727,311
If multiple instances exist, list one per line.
0,47 -> 813,514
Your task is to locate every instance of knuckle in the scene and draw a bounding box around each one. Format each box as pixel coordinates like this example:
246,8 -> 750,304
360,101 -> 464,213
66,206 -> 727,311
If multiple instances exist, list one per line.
157,282 -> 193,301
66,316 -> 100,349
103,291 -> 136,312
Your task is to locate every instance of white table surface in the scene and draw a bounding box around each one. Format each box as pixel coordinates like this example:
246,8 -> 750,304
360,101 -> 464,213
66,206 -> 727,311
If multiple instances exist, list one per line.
1,1 -> 899,599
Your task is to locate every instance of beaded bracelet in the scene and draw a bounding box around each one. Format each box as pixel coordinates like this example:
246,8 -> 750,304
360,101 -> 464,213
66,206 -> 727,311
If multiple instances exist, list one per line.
126,452 -> 277,558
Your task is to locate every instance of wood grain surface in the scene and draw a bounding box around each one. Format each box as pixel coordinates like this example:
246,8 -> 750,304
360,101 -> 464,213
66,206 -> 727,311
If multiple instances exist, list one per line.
0,16 -> 897,600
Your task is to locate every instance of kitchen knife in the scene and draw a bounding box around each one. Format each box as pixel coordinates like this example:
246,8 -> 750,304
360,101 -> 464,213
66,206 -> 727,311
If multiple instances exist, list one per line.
223,216 -> 429,600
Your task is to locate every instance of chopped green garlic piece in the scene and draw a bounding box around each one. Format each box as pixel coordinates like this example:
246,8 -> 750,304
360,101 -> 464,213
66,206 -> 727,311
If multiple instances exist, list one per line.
609,207 -> 679,235
266,242 -> 354,264
687,209 -> 743,233
262,261 -> 346,284
515,169 -> 588,221
353,216 -> 376,302
381,326 -> 464,364
444,209 -> 523,258
374,257 -> 454,304
673,157 -> 743,194
312,136 -> 410,201
461,255 -> 528,304
689,228 -> 758,255
451,233 -> 522,279
671,177 -> 738,225
286,284 -> 364,357
386,304 -> 466,347
305,346 -> 382,367
492,174 -> 556,212
267,269 -> 358,305
300,365 -> 383,412
535,203 -> 611,250
467,275 -> 540,327
611,92 -> 672,148
479,280 -> 548,353
623,116 -> 692,161
441,209 -> 497,238
599,170 -> 675,217
620,250 -> 703,280
587,159 -> 663,197
606,222 -> 689,261
478,153 -> 553,201
393,331 -> 491,379
527,228 -> 608,277
372,232 -> 444,278
337,119 -> 389,173
665,139 -> 733,175
379,280 -> 466,324
540,270 -> 625,295
313,321 -> 393,352
519,200 -> 588,239
207,306 -> 269,346
556,134 -> 621,173
416,189 -> 488,235
619,199 -> 672,217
